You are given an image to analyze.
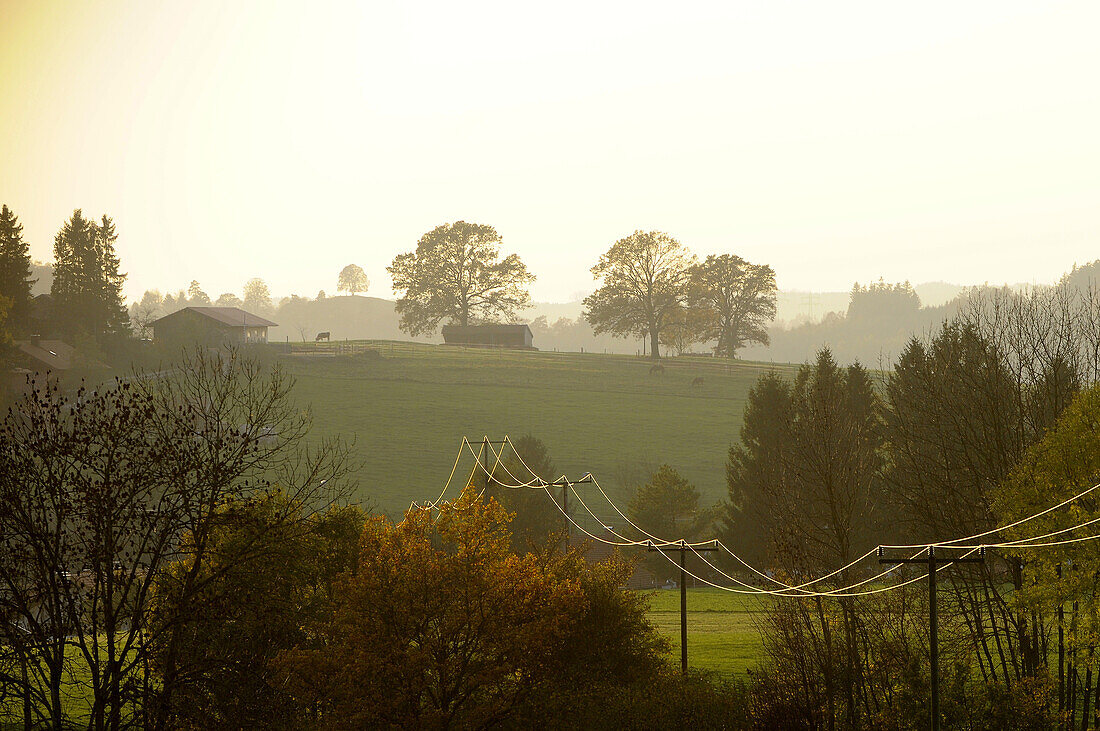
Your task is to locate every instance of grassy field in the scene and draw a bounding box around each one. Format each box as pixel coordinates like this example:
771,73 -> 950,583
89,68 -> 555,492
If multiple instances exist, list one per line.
280,341 -> 796,515
644,587 -> 769,677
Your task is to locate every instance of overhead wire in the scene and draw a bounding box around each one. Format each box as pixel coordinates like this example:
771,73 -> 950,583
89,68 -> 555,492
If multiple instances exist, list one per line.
880,480 -> 1100,549
578,462 -> 907,594
433,436 -> 1100,597
650,543 -> 981,598
501,437 -> 985,597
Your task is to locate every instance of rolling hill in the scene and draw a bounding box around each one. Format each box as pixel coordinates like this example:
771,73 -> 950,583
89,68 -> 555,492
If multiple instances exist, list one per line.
281,342 -> 795,521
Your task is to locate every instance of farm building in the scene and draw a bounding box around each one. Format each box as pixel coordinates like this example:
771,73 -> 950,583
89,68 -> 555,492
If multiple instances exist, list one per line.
152,307 -> 277,347
441,324 -> 535,349
12,336 -> 77,371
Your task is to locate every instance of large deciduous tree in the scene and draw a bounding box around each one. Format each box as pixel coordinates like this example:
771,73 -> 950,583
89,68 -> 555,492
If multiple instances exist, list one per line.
277,489 -> 586,729
242,277 -> 273,315
0,205 -> 34,334
583,230 -> 695,360
276,486 -> 675,729
387,221 -> 534,336
993,383 -> 1100,721
336,264 -> 368,296
629,465 -> 713,580
215,292 -> 243,308
0,349 -> 352,730
150,496 -> 365,729
629,465 -> 705,545
689,254 -> 777,358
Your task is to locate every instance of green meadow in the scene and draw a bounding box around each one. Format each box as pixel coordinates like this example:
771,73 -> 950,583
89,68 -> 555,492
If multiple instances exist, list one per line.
644,587 -> 770,677
281,342 -> 797,516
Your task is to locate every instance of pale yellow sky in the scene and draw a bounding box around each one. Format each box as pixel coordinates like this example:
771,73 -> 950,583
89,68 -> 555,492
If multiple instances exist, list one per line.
2,0 -> 1098,303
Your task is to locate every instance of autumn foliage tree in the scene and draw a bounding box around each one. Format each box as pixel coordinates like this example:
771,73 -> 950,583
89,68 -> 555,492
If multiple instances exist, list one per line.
584,230 -> 695,359
388,221 -> 534,336
993,383 -> 1100,723
278,489 -> 583,728
277,487 -> 673,729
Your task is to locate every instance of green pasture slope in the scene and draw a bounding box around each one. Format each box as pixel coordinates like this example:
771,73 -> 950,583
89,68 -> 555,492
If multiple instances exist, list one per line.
281,342 -> 796,516
645,587 -> 768,676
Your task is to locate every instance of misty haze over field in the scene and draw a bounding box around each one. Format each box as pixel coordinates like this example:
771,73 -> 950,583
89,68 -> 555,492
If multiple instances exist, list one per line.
5,2 -> 1100,728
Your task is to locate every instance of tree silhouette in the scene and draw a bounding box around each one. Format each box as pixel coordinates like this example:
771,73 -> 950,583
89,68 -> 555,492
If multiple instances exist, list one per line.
584,231 -> 695,359
336,264 -> 368,296
49,210 -> 129,340
187,280 -> 211,305
242,278 -> 273,315
0,205 -> 33,334
689,254 -> 776,358
388,221 -> 534,335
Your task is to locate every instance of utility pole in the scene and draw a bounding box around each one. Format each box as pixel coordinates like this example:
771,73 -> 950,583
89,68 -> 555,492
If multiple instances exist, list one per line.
545,475 -> 593,550
648,539 -> 719,673
878,545 -> 986,731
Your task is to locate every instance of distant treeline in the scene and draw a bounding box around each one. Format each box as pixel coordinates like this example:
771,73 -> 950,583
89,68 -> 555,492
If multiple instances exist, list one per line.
125,260 -> 1100,362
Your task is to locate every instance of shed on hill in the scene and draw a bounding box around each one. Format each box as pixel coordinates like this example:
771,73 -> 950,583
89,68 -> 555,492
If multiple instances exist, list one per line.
441,324 -> 535,349
152,307 -> 277,347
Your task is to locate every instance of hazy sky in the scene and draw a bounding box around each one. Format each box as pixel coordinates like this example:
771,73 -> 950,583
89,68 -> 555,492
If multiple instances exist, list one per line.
2,1 -> 1098,303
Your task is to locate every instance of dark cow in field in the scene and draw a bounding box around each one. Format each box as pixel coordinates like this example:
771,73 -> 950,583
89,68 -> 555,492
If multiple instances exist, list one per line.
315,332 -> 330,342
691,376 -> 704,387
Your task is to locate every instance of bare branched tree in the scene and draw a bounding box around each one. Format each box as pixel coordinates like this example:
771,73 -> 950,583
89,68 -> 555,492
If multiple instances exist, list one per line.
0,348 -> 353,730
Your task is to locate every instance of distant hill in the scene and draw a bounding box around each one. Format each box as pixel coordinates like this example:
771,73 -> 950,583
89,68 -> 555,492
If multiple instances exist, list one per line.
270,295 -> 439,344
281,343 -> 795,515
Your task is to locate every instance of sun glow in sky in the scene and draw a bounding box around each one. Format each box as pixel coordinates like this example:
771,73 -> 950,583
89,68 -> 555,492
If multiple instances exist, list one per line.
2,1 -> 1099,303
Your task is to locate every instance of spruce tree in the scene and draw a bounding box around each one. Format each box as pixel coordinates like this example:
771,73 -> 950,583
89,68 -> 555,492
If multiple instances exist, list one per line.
51,210 -> 130,340
0,205 -> 34,334
94,215 -> 130,337
51,209 -> 93,337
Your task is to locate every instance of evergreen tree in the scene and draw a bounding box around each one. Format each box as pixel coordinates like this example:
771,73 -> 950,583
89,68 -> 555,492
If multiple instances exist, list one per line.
187,280 -> 211,305
93,215 -> 130,337
50,210 -> 130,340
51,209 -> 94,337
0,205 -> 34,334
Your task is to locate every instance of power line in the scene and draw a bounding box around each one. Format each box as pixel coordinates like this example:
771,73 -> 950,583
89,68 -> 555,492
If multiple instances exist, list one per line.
432,436 -> 1100,599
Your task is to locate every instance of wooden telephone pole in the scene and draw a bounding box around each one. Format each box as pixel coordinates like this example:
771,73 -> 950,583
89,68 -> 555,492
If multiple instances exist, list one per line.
545,475 -> 593,548
648,539 -> 719,673
878,545 -> 986,731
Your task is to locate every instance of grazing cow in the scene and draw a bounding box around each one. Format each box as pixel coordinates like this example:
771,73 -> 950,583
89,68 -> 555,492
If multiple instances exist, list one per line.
315,332 -> 330,342
649,363 -> 665,375
691,376 -> 704,387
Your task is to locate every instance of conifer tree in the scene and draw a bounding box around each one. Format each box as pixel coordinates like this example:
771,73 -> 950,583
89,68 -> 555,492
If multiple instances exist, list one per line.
0,205 -> 34,334
51,209 -> 93,336
94,215 -> 130,337
187,280 -> 211,305
51,210 -> 130,340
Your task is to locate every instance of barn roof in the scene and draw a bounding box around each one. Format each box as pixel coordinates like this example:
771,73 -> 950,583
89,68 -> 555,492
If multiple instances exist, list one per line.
152,307 -> 278,328
440,323 -> 532,335
14,339 -> 76,370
